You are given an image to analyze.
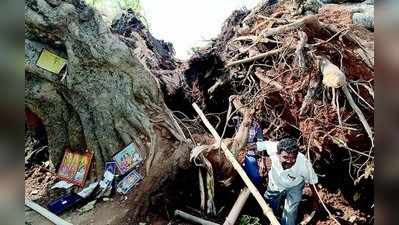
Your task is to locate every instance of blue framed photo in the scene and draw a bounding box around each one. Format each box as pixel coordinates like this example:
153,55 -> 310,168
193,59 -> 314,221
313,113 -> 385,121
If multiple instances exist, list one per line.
105,161 -> 117,174
116,170 -> 143,194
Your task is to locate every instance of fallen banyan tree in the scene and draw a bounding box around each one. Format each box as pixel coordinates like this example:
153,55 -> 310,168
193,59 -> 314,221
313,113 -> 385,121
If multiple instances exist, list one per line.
180,0 -> 374,221
24,0 -> 374,223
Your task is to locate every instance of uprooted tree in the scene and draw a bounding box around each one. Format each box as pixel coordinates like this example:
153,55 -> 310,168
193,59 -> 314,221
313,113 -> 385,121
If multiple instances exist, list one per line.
25,0 -> 374,223
184,2 -> 374,221
25,0 -> 191,220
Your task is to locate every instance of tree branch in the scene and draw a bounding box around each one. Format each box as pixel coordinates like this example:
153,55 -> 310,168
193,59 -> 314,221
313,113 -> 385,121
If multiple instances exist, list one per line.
295,31 -> 308,74
254,69 -> 284,91
261,15 -> 320,38
226,47 -> 290,68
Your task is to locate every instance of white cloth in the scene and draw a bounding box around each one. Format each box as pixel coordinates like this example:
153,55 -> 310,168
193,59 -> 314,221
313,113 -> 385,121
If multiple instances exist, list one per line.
256,141 -> 318,191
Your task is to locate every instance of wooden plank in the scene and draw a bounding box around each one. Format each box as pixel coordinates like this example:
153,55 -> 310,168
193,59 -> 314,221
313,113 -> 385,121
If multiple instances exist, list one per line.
192,103 -> 280,225
25,198 -> 73,225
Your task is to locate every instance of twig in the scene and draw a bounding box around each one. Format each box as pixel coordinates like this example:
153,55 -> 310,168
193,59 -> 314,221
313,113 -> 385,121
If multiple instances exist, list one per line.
208,79 -> 225,94
173,113 -> 197,145
312,185 -> 342,225
342,85 -> 374,146
254,70 -> 284,91
347,142 -> 356,182
226,47 -> 290,68
25,146 -> 48,163
331,136 -> 374,159
219,98 -> 239,149
357,82 -> 374,99
305,135 -> 341,225
251,20 -> 270,33
335,89 -> 342,126
321,23 -> 372,62
307,28 -> 349,48
348,83 -> 374,110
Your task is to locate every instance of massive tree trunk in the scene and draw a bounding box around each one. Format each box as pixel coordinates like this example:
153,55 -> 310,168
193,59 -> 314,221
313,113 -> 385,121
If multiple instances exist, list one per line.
25,0 -> 191,221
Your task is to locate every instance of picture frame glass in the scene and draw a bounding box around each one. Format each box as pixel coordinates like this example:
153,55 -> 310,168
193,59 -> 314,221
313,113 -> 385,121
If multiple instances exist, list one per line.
57,148 -> 93,187
113,143 -> 143,175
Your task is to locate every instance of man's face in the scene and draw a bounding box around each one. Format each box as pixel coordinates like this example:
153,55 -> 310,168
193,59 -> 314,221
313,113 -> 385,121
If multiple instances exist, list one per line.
279,151 -> 298,169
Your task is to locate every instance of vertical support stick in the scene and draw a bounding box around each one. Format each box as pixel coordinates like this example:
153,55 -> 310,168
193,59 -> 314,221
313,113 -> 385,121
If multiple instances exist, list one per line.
199,168 -> 206,213
223,187 -> 251,225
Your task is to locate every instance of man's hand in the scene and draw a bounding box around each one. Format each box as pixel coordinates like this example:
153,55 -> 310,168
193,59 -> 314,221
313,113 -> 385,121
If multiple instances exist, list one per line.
258,157 -> 268,177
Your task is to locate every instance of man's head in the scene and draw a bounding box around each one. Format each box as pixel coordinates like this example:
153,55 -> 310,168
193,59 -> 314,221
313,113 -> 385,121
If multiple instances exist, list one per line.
277,138 -> 299,169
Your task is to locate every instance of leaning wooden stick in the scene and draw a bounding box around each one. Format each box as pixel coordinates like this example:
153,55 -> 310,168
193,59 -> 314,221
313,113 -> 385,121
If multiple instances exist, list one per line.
192,103 -> 280,225
25,198 -> 73,225
223,187 -> 251,225
175,210 -> 219,225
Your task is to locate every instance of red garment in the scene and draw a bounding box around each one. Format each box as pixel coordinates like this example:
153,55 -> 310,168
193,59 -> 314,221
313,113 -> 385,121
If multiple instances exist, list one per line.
25,110 -> 42,128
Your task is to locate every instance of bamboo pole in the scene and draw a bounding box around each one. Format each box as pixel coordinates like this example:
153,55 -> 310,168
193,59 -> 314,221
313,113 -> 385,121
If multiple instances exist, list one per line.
223,188 -> 251,225
192,103 -> 280,225
174,210 -> 219,225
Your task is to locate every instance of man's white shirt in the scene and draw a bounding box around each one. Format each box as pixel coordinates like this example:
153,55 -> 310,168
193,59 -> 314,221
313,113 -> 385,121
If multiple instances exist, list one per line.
256,141 -> 318,191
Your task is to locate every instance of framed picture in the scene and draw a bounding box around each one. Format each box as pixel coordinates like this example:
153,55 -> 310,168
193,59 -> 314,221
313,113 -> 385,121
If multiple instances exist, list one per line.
116,170 -> 143,194
105,161 -> 117,174
57,148 -> 93,187
113,143 -> 143,175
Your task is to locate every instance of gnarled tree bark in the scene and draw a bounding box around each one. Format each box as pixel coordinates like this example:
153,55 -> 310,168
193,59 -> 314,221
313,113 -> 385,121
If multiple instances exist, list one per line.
25,0 -> 191,221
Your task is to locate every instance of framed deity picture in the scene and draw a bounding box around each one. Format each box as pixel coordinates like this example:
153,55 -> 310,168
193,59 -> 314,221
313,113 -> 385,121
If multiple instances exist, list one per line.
116,170 -> 143,194
113,143 -> 143,175
105,161 -> 117,174
57,148 -> 93,187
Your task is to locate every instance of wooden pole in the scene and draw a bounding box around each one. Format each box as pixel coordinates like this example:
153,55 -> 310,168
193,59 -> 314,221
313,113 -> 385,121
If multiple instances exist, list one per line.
174,210 -> 219,225
192,103 -> 280,225
223,188 -> 251,225
25,198 -> 73,225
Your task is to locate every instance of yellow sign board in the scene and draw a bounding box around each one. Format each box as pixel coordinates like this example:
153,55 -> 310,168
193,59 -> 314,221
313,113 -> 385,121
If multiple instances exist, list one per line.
36,49 -> 67,74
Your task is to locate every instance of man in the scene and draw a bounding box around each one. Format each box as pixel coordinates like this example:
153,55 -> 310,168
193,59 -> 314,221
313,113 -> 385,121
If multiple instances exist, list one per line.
253,137 -> 319,225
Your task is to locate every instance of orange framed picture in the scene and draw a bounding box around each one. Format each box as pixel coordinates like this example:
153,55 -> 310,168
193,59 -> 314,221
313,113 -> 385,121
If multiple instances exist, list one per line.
57,148 -> 93,187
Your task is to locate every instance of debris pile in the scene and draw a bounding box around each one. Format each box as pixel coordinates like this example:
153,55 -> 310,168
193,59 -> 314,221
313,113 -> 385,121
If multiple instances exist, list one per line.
25,143 -> 144,223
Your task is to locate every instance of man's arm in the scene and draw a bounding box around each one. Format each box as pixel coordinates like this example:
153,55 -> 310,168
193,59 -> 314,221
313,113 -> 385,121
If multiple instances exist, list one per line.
255,140 -> 278,156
